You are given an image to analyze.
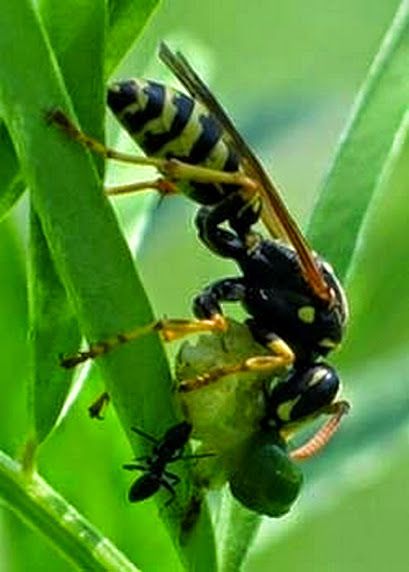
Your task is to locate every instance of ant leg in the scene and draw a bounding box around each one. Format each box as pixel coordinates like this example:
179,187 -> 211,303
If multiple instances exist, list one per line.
130,427 -> 159,445
161,479 -> 177,507
163,470 -> 181,484
177,453 -> 215,461
60,316 -> 228,368
123,463 -> 148,472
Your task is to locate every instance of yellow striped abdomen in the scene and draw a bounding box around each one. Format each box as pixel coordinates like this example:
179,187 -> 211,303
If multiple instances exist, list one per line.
107,79 -> 241,204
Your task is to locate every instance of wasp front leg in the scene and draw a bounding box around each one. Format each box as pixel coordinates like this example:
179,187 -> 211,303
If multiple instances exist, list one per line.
60,316 -> 227,368
178,281 -> 295,392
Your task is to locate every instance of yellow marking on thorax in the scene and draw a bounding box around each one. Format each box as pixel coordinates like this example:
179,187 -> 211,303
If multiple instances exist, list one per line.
297,305 -> 316,324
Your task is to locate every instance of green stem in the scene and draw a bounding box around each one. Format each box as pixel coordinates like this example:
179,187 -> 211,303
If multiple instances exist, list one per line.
0,449 -> 139,572
217,490 -> 261,572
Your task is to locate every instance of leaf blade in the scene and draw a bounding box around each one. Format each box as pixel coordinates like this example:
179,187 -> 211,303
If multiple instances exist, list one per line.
307,0 -> 409,281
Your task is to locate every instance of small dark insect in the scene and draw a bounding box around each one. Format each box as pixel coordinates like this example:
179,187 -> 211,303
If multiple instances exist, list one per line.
88,391 -> 110,419
123,421 -> 210,505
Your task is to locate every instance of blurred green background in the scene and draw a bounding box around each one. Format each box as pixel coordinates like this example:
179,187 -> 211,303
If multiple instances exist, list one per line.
1,0 -> 409,570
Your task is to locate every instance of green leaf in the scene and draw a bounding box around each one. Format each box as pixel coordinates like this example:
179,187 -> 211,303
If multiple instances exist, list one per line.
307,0 -> 409,281
340,114 -> 409,367
217,492 -> 261,572
28,210 -> 81,444
215,2 -> 409,568
0,218 -> 28,452
0,123 -> 25,221
0,1 -> 215,568
38,0 -> 106,139
106,0 -> 161,76
0,0 -> 160,223
25,0 -> 106,446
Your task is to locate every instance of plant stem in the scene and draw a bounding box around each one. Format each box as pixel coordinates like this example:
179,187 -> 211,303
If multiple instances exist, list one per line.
0,449 -> 139,572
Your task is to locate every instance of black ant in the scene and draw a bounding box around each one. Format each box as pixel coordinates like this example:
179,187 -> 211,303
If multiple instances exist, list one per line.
123,421 -> 211,505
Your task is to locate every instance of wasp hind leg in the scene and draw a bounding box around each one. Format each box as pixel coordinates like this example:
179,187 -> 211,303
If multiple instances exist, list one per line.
47,110 -> 256,194
196,193 -> 262,255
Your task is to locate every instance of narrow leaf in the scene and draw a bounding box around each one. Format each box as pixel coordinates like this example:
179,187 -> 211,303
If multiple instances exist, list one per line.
0,1 -> 215,568
27,0 -> 106,443
0,123 -> 24,221
28,210 -> 81,443
308,0 -> 409,281
106,0 -> 161,76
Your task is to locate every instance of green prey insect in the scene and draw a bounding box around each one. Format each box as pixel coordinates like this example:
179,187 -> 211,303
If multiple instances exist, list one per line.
175,319 -> 348,517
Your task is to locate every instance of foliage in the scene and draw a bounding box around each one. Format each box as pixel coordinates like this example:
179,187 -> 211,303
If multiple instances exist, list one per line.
0,1 -> 408,571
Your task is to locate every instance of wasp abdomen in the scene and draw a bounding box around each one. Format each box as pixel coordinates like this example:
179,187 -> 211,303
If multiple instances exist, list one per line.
108,79 -> 240,203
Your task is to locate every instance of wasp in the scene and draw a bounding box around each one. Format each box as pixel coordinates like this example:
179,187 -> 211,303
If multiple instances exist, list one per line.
123,421 -> 211,505
51,45 -> 350,503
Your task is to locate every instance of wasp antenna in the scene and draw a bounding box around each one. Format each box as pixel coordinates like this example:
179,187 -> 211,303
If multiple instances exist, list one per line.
289,401 -> 350,461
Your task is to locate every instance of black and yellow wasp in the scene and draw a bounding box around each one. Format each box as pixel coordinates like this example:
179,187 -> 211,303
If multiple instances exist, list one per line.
50,43 -> 350,514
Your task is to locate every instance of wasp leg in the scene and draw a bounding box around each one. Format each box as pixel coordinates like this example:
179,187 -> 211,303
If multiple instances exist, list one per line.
106,178 -> 178,196
181,278 -> 295,391
178,336 -> 294,393
196,197 -> 261,252
193,277 -> 246,320
289,400 -> 350,461
47,109 -> 256,189
195,207 -> 252,258
60,316 -> 227,368
88,391 -> 110,419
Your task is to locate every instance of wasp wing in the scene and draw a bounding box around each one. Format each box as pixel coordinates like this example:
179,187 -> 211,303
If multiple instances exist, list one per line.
159,42 -> 330,301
